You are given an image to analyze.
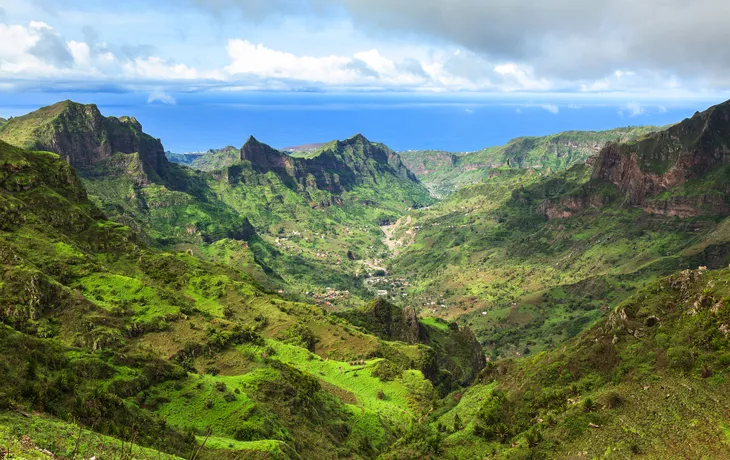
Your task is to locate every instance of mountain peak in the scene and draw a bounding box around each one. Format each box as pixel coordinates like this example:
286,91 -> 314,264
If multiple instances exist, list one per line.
343,133 -> 370,144
0,99 -> 166,173
244,135 -> 261,146
239,135 -> 289,169
592,97 -> 730,205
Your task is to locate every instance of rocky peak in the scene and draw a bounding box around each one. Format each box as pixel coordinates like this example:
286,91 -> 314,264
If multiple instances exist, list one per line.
339,133 -> 370,146
239,135 -> 291,170
592,99 -> 730,205
0,100 -> 168,176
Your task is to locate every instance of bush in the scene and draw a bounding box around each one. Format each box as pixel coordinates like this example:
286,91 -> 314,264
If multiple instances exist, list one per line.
582,397 -> 596,412
605,391 -> 623,409
372,360 -> 399,382
667,346 -> 694,372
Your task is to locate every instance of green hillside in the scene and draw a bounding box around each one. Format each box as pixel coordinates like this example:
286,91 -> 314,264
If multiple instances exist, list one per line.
389,101 -> 730,360
0,139 -> 481,458
0,102 -> 433,307
399,126 -> 661,196
4,96 -> 730,459
386,265 -> 730,458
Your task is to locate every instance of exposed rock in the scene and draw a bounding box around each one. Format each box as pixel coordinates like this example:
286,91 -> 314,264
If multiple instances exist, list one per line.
230,134 -> 428,201
0,100 -> 169,177
592,100 -> 730,208
537,193 -> 609,219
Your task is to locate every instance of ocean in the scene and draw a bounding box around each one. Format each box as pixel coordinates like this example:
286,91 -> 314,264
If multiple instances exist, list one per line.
0,91 -> 721,153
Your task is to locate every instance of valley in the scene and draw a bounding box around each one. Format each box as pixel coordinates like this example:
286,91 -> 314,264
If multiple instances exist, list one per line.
2,98 -> 730,458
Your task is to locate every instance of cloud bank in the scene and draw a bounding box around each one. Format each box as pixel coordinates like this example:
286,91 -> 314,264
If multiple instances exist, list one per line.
2,0 -> 730,99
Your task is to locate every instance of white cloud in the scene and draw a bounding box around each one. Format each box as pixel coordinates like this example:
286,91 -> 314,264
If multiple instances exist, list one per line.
539,104 -> 559,114
126,56 -> 201,80
494,63 -> 552,91
225,39 -> 358,84
619,102 -> 646,117
0,15 -> 725,100
147,89 -> 176,104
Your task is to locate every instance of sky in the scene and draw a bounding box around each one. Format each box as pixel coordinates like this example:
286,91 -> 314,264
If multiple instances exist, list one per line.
1,0 -> 729,151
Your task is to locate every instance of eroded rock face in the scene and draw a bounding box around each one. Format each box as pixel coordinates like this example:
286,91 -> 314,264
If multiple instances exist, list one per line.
539,99 -> 730,220
236,134 -> 423,194
592,101 -> 730,206
537,193 -> 610,219
0,101 -> 169,176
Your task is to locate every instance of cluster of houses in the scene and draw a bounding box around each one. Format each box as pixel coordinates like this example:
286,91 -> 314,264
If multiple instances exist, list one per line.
310,287 -> 351,306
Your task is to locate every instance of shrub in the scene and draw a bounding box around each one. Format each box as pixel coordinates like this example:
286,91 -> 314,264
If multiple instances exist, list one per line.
605,391 -> 623,409
582,397 -> 596,412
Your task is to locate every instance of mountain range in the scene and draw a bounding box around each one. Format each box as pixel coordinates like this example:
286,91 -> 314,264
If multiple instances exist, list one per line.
1,98 -> 730,458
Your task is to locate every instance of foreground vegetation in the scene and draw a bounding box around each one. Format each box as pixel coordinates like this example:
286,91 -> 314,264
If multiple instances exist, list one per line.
2,98 -> 730,458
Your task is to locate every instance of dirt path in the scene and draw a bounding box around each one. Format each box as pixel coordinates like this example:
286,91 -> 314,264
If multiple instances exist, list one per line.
381,215 -> 419,257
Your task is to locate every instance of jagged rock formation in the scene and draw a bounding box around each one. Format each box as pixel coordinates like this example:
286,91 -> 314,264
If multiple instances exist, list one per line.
592,100 -> 730,210
235,134 -> 422,194
535,99 -> 730,219
0,100 -> 168,175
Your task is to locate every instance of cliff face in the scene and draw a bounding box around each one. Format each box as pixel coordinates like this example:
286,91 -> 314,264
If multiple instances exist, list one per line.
399,151 -> 458,177
592,100 -> 730,206
240,136 -> 296,173
336,298 -> 485,385
537,99 -> 730,220
0,101 -> 168,176
233,134 -> 428,198
536,193 -> 611,220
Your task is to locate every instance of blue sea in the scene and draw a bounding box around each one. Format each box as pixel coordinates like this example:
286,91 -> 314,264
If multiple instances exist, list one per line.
0,91 -> 723,153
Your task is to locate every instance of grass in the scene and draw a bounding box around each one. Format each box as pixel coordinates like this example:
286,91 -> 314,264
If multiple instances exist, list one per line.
265,340 -> 425,425
0,413 -> 183,459
399,126 -> 662,196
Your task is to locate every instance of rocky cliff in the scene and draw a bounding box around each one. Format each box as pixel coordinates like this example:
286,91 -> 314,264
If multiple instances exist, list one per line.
0,101 -> 169,176
592,100 -> 730,206
536,99 -> 730,219
235,134 -> 423,194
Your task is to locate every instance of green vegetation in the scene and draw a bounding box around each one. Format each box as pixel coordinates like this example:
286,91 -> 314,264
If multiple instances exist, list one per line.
0,137 -> 472,458
399,126 -> 661,196
390,266 -> 730,458
4,97 -> 730,458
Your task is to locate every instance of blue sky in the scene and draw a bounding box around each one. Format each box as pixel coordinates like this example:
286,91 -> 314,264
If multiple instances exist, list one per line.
1,0 -> 729,151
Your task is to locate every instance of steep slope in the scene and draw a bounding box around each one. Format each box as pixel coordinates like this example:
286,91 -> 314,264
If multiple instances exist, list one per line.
229,134 -> 425,198
0,139 -> 475,459
400,126 -> 661,196
0,100 -> 167,174
0,101 -> 281,288
0,102 -> 253,245
389,99 -> 730,360
387,265 -> 730,458
590,100 -> 730,215
165,151 -> 205,166
336,298 -> 486,387
206,135 -> 433,305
